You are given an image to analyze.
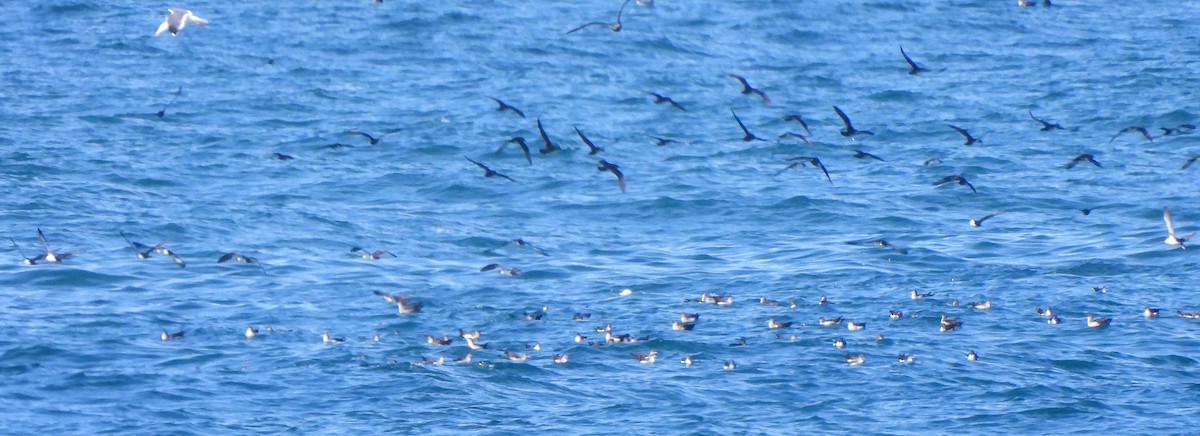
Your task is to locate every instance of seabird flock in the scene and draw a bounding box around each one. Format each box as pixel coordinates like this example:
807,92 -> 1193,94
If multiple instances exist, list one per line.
11,2 -> 1199,373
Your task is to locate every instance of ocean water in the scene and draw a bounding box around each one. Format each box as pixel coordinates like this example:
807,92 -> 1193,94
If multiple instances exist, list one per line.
2,0 -> 1200,433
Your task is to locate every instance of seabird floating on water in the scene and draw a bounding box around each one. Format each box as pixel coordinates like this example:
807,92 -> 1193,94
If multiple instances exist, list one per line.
322,332 -> 345,343
161,330 -> 185,341
1144,307 -> 1161,318
768,318 -> 792,329
846,354 -> 865,366
967,350 -> 979,361
350,247 -> 396,260
1086,315 -> 1112,328
553,354 -> 569,364
245,325 -> 259,340
632,350 -> 658,364
155,9 -> 208,37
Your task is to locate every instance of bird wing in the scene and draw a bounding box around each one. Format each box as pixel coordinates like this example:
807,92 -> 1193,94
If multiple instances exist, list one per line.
155,18 -> 171,36
36,228 -> 51,252
731,110 -> 751,135
833,106 -> 854,130
900,45 -> 919,69
186,12 -> 208,26
465,157 -> 488,171
1164,207 -> 1177,237
948,124 -> 971,140
575,127 -> 599,153
566,22 -> 608,34
536,119 -> 557,152
218,252 -> 238,263
813,158 -> 832,184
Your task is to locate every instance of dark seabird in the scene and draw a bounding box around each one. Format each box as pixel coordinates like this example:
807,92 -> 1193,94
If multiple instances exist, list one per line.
421,356 -> 446,366
536,119 -> 561,154
870,239 -> 907,255
1029,111 -> 1063,131
156,86 -> 182,118
374,290 -> 423,314
36,228 -> 75,262
1163,207 -> 1195,249
481,263 -> 521,276
350,247 -> 396,260
833,106 -> 874,138
565,0 -> 632,34
597,159 -> 626,193
1182,156 -> 1200,170
783,114 -> 812,135
155,9 -> 208,37
218,253 -> 257,263
1109,127 -> 1153,143
488,97 -> 526,118
728,74 -> 771,104
1080,207 -> 1098,216
348,129 -> 401,145
731,110 -> 767,142
496,137 -> 533,166
760,296 -> 781,306
933,175 -> 977,193
947,125 -> 982,145
120,231 -> 156,259
7,237 -> 42,265
652,137 -> 677,146
777,132 -> 812,144
1160,124 -> 1196,136
465,157 -> 517,182
647,92 -> 686,111
899,45 -> 927,75
272,153 -> 294,161
777,156 -> 832,184
970,212 -> 1003,227
853,150 -> 884,161
680,312 -> 699,323
161,330 -> 185,341
323,143 -> 352,150
672,321 -> 696,331
1064,154 -> 1101,169
575,127 -> 604,155
500,238 -> 548,256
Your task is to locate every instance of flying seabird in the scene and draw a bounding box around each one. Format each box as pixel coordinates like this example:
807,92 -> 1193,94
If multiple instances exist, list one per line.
7,237 -> 42,265
272,153 -> 294,161
536,119 -> 561,154
565,0 -> 633,34
899,46 -> 927,74
647,92 -> 686,111
783,114 -> 812,135
728,74 -> 771,104
777,156 -> 832,185
1163,207 -> 1195,249
597,159 -> 626,193
853,150 -> 884,161
1109,127 -> 1153,143
156,86 -> 182,118
465,157 -> 517,182
488,97 -> 526,118
481,263 -> 520,277
496,137 -> 533,166
1160,124 -> 1196,136
947,125 -> 982,145
575,127 -> 604,155
970,212 -> 1003,227
652,137 -> 677,146
1064,154 -> 1101,169
731,110 -> 767,142
1029,111 -> 1063,131
36,228 -> 75,262
154,9 -> 208,37
1182,156 -> 1200,170
161,330 -> 185,341
218,252 -> 257,263
833,106 -> 873,138
350,247 -> 396,260
933,175 -> 977,193
347,129 -> 400,145
120,231 -> 156,259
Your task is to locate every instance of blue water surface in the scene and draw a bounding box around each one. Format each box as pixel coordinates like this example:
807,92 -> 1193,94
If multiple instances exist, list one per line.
2,0 -> 1200,433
